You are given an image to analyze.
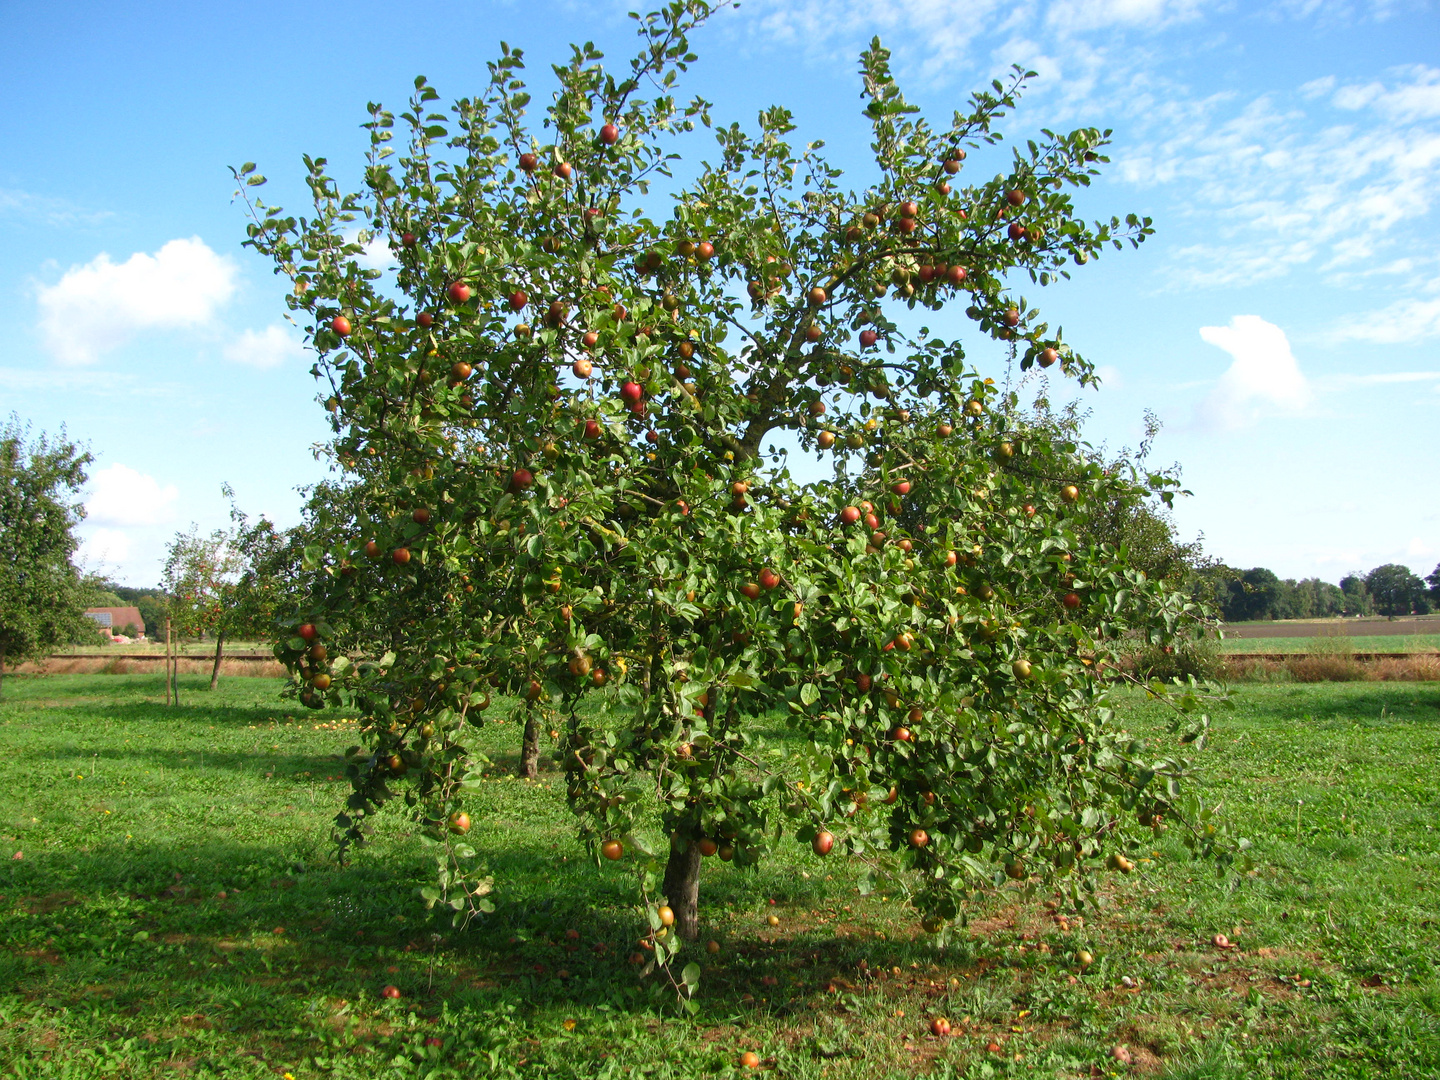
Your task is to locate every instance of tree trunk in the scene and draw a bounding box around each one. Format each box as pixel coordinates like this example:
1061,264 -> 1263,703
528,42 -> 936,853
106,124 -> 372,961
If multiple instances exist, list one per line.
661,838 -> 702,942
0,643 -> 7,699
518,711 -> 540,779
209,631 -> 225,691
165,618 -> 173,706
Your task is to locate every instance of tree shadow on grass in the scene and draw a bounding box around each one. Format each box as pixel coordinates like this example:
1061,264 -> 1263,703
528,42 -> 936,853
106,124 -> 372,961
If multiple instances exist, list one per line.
1232,684 -> 1440,728
1,836 -> 956,1031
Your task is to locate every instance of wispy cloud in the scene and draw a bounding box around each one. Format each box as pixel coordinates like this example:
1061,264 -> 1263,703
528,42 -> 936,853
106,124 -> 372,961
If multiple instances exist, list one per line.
0,187 -> 114,228
1118,67 -> 1440,290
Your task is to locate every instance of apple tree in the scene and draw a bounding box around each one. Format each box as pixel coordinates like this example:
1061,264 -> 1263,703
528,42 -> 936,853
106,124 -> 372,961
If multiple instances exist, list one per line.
0,417 -> 97,696
235,0 -> 1235,965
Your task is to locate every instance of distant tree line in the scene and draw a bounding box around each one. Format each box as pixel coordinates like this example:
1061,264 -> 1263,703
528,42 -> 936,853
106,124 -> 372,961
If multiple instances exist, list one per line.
1194,563 -> 1439,622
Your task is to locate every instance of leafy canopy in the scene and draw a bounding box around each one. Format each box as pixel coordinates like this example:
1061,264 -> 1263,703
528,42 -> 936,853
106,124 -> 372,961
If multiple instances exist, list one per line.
237,1 -> 1235,970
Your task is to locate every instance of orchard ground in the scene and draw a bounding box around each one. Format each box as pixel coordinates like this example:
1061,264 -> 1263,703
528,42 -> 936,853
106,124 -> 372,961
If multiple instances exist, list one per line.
2,676 -> 1437,1078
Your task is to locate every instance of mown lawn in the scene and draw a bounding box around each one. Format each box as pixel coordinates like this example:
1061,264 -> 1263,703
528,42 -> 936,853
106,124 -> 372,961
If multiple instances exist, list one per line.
1,674 -> 1437,1078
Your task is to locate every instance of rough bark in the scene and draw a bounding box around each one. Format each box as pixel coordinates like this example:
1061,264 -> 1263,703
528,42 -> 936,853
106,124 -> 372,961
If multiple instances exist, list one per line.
661,839 -> 702,942
165,619 -> 172,706
209,631 -> 225,691
518,711 -> 541,779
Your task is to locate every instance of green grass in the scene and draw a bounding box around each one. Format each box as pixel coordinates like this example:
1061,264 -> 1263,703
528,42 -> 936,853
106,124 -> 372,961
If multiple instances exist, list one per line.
2,675 -> 1438,1078
1218,634 -> 1440,655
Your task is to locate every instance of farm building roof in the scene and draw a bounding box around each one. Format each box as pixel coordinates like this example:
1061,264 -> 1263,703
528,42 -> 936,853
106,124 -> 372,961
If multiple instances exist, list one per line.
84,607 -> 146,633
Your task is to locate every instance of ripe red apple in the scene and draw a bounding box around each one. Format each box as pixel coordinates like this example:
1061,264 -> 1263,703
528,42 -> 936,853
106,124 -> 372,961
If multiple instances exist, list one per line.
553,162 -> 572,180
910,829 -> 929,848
741,583 -> 761,601
808,400 -> 826,417
526,679 -> 543,701
817,430 -> 835,449
859,329 -> 878,348
1008,222 -> 1028,240
944,550 -> 958,567
450,362 -> 472,382
896,217 -> 917,233
1062,592 -> 1081,609
893,726 -> 912,742
583,418 -> 601,440
382,985 -> 402,1000
417,312 -> 433,328
646,429 -> 659,444
518,152 -> 538,173
841,506 -> 861,524
572,358 -> 593,379
812,830 -> 835,856
1006,189 -> 1026,206
739,1052 -> 760,1069
364,540 -> 382,559
582,330 -> 599,350
947,266 -> 967,285
447,281 -> 472,304
601,839 -> 624,860
937,422 -> 954,438
944,158 -> 962,175
807,286 -> 827,306
392,547 -> 411,565
935,181 -> 951,195
511,468 -> 534,490
697,838 -> 719,857
298,623 -> 318,641
1039,347 -> 1059,367
892,480 -> 911,496
600,123 -> 619,144
1003,308 -> 1021,327
330,315 -> 352,337
931,1017 -> 952,1037
696,241 -> 715,261
620,381 -> 643,403
449,812 -> 471,834
1060,484 -> 1079,503
759,567 -> 780,590
1022,504 -> 1036,517
508,290 -> 528,312
806,324 -> 822,342
412,507 -> 431,524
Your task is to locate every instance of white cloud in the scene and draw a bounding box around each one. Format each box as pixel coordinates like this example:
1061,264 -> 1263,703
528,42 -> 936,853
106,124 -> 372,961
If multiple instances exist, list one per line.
77,528 -> 132,570
223,324 -> 307,369
1198,315 -> 1312,428
85,464 -> 179,527
36,237 -> 238,365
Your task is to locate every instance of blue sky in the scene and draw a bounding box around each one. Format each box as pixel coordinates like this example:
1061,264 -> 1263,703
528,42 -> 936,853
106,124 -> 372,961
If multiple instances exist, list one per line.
2,0 -> 1436,587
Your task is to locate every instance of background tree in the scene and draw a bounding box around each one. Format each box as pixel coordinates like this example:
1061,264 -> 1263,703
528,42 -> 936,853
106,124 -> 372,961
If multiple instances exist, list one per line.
1339,573 -> 1375,617
1365,564 -> 1430,616
162,525 -> 243,690
238,1 -> 1233,965
1428,564 -> 1440,608
0,417 -> 96,696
